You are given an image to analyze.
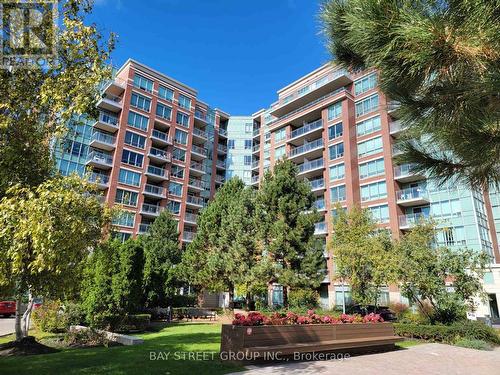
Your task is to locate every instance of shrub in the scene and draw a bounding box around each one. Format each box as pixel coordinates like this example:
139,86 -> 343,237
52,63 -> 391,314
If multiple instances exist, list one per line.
288,289 -> 320,309
32,300 -> 66,333
454,338 -> 492,351
90,313 -> 151,332
389,302 -> 409,320
62,302 -> 86,327
120,314 -> 151,332
168,294 -> 197,307
399,310 -> 430,324
64,328 -> 110,348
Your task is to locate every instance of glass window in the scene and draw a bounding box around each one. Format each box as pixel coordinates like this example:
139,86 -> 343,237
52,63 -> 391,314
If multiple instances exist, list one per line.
358,136 -> 383,157
368,204 -> 389,223
329,163 -> 345,181
115,189 -> 138,207
112,211 -> 135,228
328,122 -> 343,140
174,129 -> 188,145
275,128 -> 286,142
361,181 -> 387,201
330,185 -> 346,202
178,94 -> 191,110
158,86 -> 174,102
228,139 -> 235,149
130,92 -> 151,112
118,168 -> 141,187
172,147 -> 186,162
133,74 -> 153,92
168,182 -> 183,197
171,165 -> 184,179
359,158 -> 385,179
167,200 -> 181,214
121,149 -> 144,168
244,155 -> 252,166
124,131 -> 146,149
244,140 -> 252,150
328,102 -> 342,121
245,122 -> 252,133
127,111 -> 149,131
176,111 -> 190,127
354,73 -> 377,95
275,145 -> 286,160
356,115 -> 381,136
329,143 -> 344,160
156,103 -> 172,120
355,94 -> 379,117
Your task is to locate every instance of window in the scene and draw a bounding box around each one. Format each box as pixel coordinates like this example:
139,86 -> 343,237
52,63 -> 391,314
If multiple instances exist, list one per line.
356,115 -> 381,136
328,122 -> 343,140
359,158 -> 385,179
355,94 -> 379,117
244,140 -> 252,150
329,143 -> 344,160
127,111 -> 149,131
245,122 -> 252,133
358,136 -> 383,157
172,147 -> 186,162
118,168 -> 141,187
328,102 -> 342,121
228,139 -> 235,149
274,128 -> 286,142
124,131 -> 146,149
115,189 -> 138,207
170,165 -> 184,179
368,204 -> 389,223
330,185 -> 346,202
335,290 -> 353,307
122,149 -> 144,168
167,200 -> 181,214
158,86 -> 174,102
354,73 -> 377,95
361,181 -> 387,201
275,145 -> 286,160
244,155 -> 252,166
156,103 -> 172,120
174,129 -> 188,145
178,94 -> 191,110
113,232 -> 132,243
169,182 -> 183,197
133,74 -> 153,92
430,199 -> 462,218
329,163 -> 345,181
176,111 -> 190,127
130,92 -> 151,112
112,211 -> 135,228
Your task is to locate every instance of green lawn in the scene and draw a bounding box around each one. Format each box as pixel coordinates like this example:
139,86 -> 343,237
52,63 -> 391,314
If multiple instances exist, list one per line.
0,323 -> 245,375
395,339 -> 423,348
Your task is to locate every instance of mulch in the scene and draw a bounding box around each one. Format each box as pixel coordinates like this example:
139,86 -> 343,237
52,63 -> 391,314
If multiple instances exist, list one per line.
0,336 -> 59,356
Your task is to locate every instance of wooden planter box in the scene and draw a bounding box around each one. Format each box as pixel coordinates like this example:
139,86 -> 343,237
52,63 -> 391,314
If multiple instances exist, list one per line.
220,322 -> 403,360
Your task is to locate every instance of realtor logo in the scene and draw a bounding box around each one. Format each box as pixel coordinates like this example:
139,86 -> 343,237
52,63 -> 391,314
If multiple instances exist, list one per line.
0,0 -> 58,68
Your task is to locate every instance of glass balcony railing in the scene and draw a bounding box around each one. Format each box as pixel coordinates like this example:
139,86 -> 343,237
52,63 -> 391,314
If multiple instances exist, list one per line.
147,165 -> 167,178
88,172 -> 109,185
184,213 -> 198,223
289,138 -> 323,157
252,160 -> 260,169
394,163 -> 421,178
187,195 -> 205,207
290,119 -> 323,140
141,203 -> 162,215
314,199 -> 326,210
253,128 -> 260,137
138,223 -> 151,233
188,178 -> 203,188
314,222 -> 328,234
101,93 -> 122,104
396,187 -> 428,201
251,175 -> 260,184
149,147 -> 170,161
216,160 -> 226,168
144,184 -> 165,197
217,144 -> 227,153
92,131 -> 116,145
298,158 -> 324,174
191,144 -> 208,156
399,212 -> 430,227
309,178 -> 325,190
87,151 -> 113,165
190,162 -> 205,172
98,111 -> 119,126
219,128 -> 227,137
151,129 -> 170,143
215,175 -> 225,183
252,144 -> 260,152
193,127 -> 207,138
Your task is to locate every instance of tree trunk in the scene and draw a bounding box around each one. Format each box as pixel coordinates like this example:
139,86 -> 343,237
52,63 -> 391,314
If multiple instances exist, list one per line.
282,286 -> 289,308
15,294 -> 23,341
22,291 -> 34,337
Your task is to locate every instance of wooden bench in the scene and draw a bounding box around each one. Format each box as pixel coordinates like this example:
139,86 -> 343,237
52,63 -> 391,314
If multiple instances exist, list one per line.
173,307 -> 217,321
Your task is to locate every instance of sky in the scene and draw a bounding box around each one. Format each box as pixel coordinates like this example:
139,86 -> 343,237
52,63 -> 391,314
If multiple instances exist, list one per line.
89,0 -> 331,115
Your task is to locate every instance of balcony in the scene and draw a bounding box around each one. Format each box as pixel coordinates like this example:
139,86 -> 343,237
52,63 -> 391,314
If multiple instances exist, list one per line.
396,187 -> 430,207
314,222 -> 328,235
192,127 -> 208,141
145,165 -> 169,181
143,184 -> 166,199
138,223 -> 151,234
308,178 -> 325,192
253,128 -> 260,138
102,76 -> 126,96
191,144 -> 208,159
399,212 -> 430,230
251,175 -> 260,185
182,231 -> 196,242
270,68 -> 352,118
189,161 -> 205,175
94,111 -> 119,133
86,150 -> 113,169
194,110 -> 208,124
217,144 -> 227,154
216,159 -> 226,170
141,203 -> 163,218
188,178 -> 204,191
314,199 -> 327,211
218,128 -> 228,138
88,172 -> 109,189
184,212 -> 198,224
392,144 -> 404,157
390,120 -> 405,136
186,194 -> 205,208
150,129 -> 172,147
298,158 -> 324,178
215,175 -> 225,184
252,143 -> 260,154
288,119 -> 323,145
252,160 -> 260,170
387,101 -> 401,116
148,147 -> 171,164
394,163 -> 426,183
289,138 -> 324,161
90,131 -> 116,151
96,93 -> 123,112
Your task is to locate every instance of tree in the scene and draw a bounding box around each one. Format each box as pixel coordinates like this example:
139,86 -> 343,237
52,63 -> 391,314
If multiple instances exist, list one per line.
0,175 -> 111,340
256,159 -> 326,307
141,210 -> 182,307
321,0 -> 500,189
0,0 -> 115,196
330,205 -> 397,309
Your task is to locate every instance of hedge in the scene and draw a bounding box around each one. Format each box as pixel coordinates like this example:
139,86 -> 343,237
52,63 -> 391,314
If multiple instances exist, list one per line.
394,321 -> 500,345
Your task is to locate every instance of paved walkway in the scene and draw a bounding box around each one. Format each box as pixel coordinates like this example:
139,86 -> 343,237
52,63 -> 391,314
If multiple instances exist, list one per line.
231,343 -> 500,375
0,317 -> 15,336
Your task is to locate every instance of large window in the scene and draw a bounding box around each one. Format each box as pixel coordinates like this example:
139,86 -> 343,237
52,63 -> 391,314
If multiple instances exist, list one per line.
368,204 -> 389,223
330,185 -> 346,202
124,131 -> 146,149
228,139 -> 235,149
329,163 -> 345,181
328,101 -> 342,121
329,142 -> 344,160
430,199 -> 462,218
176,111 -> 190,127
158,86 -> 174,102
174,129 -> 188,145
361,181 -> 387,201
133,74 -> 153,93
244,155 -> 252,166
354,73 -> 377,95
156,103 -> 172,120
122,149 -> 144,168
274,145 -> 286,160
112,211 -> 135,228
118,168 -> 141,187
328,122 -> 343,140
356,115 -> 381,136
127,111 -> 149,131
355,94 -> 379,117
244,140 -> 252,150
130,92 -> 151,112
274,128 -> 286,142
168,182 -> 183,197
115,189 -> 138,207
178,94 -> 191,110
167,200 -> 181,214
358,136 -> 383,157
359,158 -> 385,179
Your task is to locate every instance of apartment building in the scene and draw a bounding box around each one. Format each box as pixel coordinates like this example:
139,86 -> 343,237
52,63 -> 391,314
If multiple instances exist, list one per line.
55,59 -> 230,244
225,116 -> 254,185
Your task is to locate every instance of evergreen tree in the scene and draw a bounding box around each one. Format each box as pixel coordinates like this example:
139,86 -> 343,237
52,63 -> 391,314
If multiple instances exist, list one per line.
256,159 -> 326,307
321,0 -> 500,189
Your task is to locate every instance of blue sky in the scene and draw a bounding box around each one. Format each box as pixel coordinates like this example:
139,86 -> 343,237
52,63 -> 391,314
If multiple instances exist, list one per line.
90,0 -> 331,115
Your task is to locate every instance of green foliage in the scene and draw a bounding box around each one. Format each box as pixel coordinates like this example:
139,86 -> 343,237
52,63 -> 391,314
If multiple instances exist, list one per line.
288,289 -> 320,309
329,205 -> 397,307
321,0 -> 500,188
32,301 -> 66,333
169,294 -> 197,308
455,338 -> 493,351
388,302 -> 409,320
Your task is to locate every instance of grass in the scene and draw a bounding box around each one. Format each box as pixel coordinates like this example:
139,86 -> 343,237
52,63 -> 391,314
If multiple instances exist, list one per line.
0,323 -> 245,375
395,339 -> 423,348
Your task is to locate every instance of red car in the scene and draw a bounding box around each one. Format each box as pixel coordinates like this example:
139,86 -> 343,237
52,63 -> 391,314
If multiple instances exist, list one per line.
0,301 -> 16,317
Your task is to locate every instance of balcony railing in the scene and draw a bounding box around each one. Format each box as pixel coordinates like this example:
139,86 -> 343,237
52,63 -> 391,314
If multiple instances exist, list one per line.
290,119 -> 323,140
141,203 -> 163,215
399,212 -> 429,228
151,129 -> 171,143
314,222 -> 328,234
309,178 -> 325,190
298,158 -> 324,174
147,165 -> 167,178
217,144 -> 227,153
190,162 -> 205,172
215,175 -> 225,183
314,199 -> 326,210
149,147 -> 171,161
92,131 -> 116,145
88,172 -> 109,185
188,178 -> 203,189
183,231 -> 196,242
144,184 -> 165,197
289,138 -> 324,157
396,187 -> 428,201
184,213 -> 198,223
101,92 -> 122,104
191,144 -> 208,156
252,160 -> 260,169
87,151 -> 113,166
216,160 -> 226,168
251,175 -> 259,184
98,111 -> 119,126
186,194 -> 205,207
219,128 -> 227,137
193,127 -> 207,139
394,163 -> 421,178
194,110 -> 207,122
252,144 -> 260,152
139,223 -> 151,233
253,128 -> 260,137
